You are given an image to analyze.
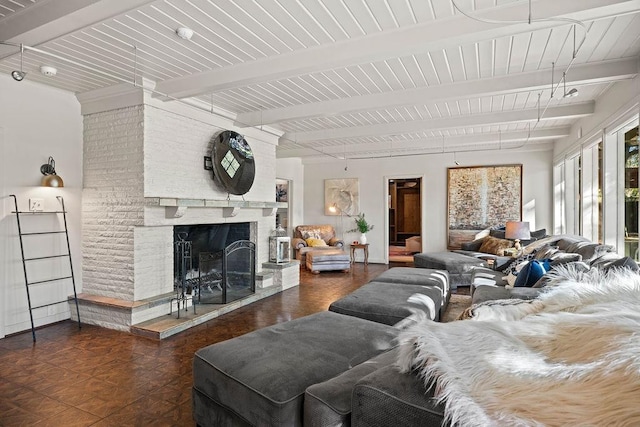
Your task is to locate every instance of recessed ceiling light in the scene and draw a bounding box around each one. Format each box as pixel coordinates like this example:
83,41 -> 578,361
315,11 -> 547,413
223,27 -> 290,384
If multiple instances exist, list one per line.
40,65 -> 57,77
176,27 -> 194,41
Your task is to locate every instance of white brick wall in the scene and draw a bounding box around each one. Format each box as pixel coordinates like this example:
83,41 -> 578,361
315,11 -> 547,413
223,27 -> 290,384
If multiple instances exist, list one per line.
80,97 -> 292,330
133,226 -> 173,300
82,106 -> 145,300
143,104 -> 276,202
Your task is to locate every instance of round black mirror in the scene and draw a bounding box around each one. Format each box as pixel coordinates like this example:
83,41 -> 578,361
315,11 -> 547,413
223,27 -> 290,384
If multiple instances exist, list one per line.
211,130 -> 255,195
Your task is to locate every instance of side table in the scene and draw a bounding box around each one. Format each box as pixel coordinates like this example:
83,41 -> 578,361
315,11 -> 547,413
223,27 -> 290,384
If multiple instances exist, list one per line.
350,243 -> 369,264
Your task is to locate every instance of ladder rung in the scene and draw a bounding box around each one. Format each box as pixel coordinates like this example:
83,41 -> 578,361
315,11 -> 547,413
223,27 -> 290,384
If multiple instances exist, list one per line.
32,300 -> 70,310
13,211 -> 67,214
28,276 -> 72,285
25,254 -> 70,261
22,231 -> 66,235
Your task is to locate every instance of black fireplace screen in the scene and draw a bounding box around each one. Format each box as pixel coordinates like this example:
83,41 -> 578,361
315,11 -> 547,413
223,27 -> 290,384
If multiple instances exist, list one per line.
173,223 -> 255,305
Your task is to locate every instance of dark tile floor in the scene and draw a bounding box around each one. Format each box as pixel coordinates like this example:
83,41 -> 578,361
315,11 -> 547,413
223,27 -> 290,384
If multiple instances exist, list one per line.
0,263 -> 392,426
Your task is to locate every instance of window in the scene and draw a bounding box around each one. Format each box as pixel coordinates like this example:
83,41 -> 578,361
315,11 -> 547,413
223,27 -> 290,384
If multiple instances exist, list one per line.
624,126 -> 639,259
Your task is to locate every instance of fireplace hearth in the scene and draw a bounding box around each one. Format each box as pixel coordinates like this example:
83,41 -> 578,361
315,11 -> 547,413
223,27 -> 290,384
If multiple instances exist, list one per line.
173,223 -> 255,306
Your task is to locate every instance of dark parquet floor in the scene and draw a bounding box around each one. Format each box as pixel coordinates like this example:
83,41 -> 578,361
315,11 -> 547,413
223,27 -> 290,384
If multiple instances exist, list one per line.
0,263 -> 398,426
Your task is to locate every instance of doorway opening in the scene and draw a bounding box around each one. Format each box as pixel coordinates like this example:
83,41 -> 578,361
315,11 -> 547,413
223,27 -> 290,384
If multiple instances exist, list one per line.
387,177 -> 423,264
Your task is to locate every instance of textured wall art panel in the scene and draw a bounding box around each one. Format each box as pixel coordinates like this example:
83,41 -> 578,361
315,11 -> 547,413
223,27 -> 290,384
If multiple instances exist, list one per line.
324,178 -> 359,216
447,165 -> 522,249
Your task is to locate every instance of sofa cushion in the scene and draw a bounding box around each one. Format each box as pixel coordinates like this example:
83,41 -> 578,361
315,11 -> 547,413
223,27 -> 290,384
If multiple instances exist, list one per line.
304,349 -> 399,427
479,236 -> 514,255
472,284 -> 540,305
351,365 -> 445,427
549,252 -> 582,265
460,237 -> 485,252
556,235 -> 590,251
603,256 -> 639,273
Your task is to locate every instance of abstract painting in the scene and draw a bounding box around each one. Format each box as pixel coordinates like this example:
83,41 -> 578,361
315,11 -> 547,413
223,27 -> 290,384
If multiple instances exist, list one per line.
325,178 -> 359,216
447,164 -> 522,249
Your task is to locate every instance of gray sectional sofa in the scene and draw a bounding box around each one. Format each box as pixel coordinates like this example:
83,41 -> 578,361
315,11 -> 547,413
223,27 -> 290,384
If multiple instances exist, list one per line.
191,234 -> 636,426
469,234 -> 633,305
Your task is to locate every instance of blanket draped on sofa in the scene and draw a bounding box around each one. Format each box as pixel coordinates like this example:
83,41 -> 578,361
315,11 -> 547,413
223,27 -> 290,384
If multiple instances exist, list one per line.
396,268 -> 640,426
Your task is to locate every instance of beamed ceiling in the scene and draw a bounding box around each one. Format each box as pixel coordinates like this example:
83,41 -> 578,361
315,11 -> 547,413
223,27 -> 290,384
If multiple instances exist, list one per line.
1,0 -> 639,161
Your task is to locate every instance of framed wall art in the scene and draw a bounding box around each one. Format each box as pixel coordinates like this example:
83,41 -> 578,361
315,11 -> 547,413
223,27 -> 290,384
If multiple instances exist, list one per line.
324,178 -> 359,216
447,164 -> 522,249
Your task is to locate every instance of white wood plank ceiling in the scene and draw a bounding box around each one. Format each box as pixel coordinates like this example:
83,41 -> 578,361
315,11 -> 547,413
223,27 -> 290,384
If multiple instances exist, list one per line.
1,0 -> 639,160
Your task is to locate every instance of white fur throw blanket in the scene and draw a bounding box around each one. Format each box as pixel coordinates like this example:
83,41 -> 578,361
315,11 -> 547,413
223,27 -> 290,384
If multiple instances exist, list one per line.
396,267 -> 640,426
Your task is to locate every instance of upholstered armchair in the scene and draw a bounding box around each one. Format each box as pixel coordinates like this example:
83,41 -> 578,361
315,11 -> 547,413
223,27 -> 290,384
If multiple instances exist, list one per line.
292,225 -> 345,264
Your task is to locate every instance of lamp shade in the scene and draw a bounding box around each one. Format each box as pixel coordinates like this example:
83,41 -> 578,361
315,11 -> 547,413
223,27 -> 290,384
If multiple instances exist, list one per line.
42,174 -> 64,187
40,156 -> 64,187
505,221 -> 531,241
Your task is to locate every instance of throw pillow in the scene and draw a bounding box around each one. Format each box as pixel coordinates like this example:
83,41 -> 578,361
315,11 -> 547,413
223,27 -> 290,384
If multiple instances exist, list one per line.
533,261 -> 591,288
514,259 -> 549,287
503,251 -> 538,276
305,238 -> 328,247
301,229 -> 322,240
478,236 -> 514,256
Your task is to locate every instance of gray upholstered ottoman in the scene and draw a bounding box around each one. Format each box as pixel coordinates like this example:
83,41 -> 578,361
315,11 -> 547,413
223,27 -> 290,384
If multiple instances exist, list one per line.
306,248 -> 350,273
192,311 -> 397,427
414,251 -> 486,289
373,267 -> 450,312
329,281 -> 443,324
304,348 -> 399,426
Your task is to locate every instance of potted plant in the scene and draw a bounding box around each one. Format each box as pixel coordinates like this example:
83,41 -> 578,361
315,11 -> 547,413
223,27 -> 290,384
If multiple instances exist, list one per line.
347,213 -> 374,244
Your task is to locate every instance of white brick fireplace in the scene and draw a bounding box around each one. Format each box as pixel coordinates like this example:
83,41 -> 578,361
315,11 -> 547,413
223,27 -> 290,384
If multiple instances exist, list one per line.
75,81 -> 298,332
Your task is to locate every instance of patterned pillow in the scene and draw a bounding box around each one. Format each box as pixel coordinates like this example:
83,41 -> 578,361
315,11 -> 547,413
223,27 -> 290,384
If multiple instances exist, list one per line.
478,236 -> 514,255
301,229 -> 322,240
503,251 -> 538,276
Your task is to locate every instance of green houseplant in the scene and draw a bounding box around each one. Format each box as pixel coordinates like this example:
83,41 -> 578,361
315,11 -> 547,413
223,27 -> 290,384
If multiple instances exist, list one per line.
347,213 -> 373,244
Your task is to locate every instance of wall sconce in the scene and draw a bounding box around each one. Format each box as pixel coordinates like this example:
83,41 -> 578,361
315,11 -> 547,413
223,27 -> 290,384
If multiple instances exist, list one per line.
11,44 -> 26,82
40,156 -> 64,187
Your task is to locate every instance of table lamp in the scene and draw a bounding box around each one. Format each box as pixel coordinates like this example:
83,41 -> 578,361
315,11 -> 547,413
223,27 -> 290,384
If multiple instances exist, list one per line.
505,221 -> 530,251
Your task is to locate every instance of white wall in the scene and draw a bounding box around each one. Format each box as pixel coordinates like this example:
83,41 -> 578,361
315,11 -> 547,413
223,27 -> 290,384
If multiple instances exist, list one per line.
302,148 -> 553,264
0,75 -> 83,337
276,157 -> 305,235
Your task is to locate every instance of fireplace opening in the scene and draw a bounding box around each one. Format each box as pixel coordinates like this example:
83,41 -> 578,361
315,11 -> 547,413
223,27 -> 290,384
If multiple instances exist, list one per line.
174,223 -> 255,305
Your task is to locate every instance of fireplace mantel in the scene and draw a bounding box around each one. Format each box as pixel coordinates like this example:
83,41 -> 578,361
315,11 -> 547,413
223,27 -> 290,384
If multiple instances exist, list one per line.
146,197 -> 287,218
